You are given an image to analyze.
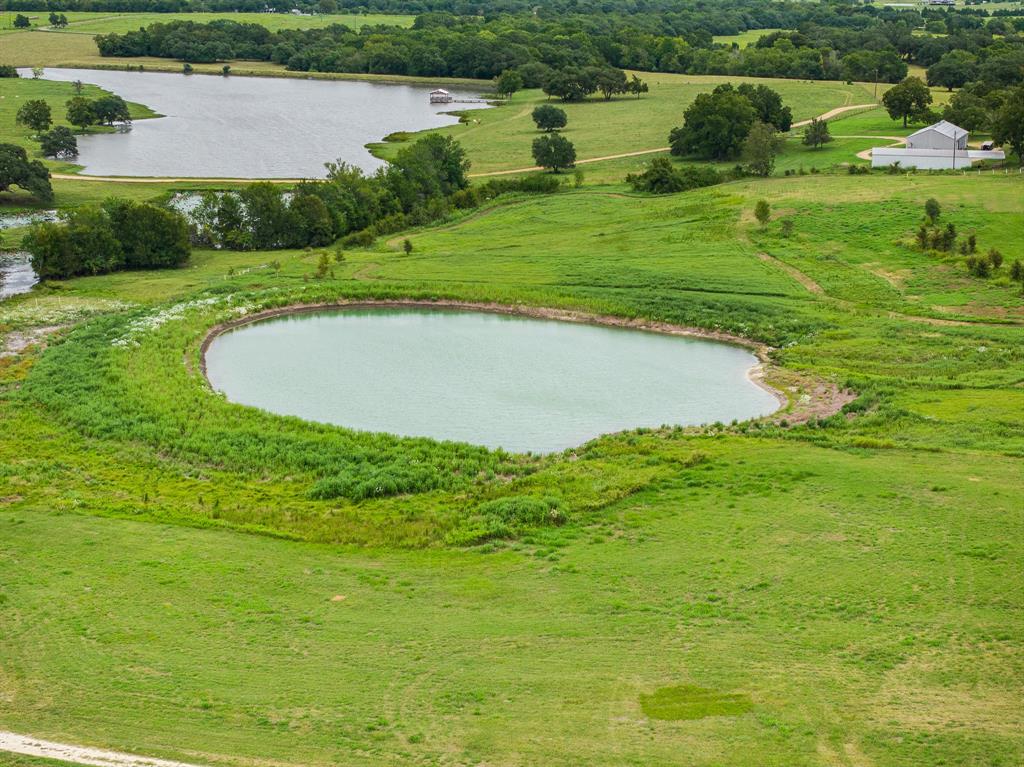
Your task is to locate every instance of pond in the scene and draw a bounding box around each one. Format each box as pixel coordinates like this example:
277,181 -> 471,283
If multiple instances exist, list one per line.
33,68 -> 491,178
203,308 -> 780,453
0,253 -> 38,301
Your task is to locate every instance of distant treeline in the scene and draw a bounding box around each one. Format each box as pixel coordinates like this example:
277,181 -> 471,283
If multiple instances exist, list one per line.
92,4 -> 1023,83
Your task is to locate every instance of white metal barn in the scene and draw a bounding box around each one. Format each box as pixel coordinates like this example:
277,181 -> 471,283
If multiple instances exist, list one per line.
906,120 -> 968,151
871,120 -> 1005,169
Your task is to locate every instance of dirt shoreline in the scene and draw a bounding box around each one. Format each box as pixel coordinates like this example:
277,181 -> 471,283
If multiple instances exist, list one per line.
197,298 -> 794,407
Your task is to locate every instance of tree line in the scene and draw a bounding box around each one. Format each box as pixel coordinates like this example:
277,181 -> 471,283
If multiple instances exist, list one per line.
186,134 -> 560,251
92,3 -> 1021,84
23,199 -> 191,279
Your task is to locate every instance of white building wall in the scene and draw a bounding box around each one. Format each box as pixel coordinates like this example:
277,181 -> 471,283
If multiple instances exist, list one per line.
871,148 -> 974,169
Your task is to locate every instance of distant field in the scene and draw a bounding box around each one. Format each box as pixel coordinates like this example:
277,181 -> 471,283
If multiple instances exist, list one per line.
712,28 -> 784,47
374,73 -> 877,175
0,11 -> 115,34
46,10 -> 415,35
0,30 -> 487,87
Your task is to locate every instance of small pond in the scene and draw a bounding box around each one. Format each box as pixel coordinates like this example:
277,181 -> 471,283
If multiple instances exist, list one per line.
33,68 -> 491,178
204,308 -> 780,453
0,253 -> 38,301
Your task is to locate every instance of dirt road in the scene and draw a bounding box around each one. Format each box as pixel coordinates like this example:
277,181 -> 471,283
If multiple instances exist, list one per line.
0,731 -> 207,767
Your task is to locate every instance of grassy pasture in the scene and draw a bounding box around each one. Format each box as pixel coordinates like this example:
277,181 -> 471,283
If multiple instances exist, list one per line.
0,170 -> 1022,765
374,75 -> 877,175
45,11 -> 415,35
712,28 -> 784,47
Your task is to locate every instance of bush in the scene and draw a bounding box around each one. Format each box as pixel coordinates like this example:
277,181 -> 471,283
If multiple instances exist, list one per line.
626,157 -> 721,194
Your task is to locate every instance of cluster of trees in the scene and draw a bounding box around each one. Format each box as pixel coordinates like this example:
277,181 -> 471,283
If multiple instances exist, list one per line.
65,93 -> 132,129
14,100 -> 78,158
13,93 -> 131,158
23,199 -> 190,279
0,143 -> 52,202
625,157 -> 720,194
91,2 -> 1022,84
187,134 -> 558,249
915,198 -> 1020,283
669,83 -> 791,161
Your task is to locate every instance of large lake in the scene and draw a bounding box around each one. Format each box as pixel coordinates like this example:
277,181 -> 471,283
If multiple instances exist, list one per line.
35,68 -> 491,178
204,308 -> 780,453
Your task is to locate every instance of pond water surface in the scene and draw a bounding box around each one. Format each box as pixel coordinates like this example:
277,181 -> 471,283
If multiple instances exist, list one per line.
204,308 -> 780,453
0,253 -> 38,301
34,68 -> 491,178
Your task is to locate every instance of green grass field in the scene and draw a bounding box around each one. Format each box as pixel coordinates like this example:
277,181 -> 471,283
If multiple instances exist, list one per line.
712,28 -> 784,47
1,26 -> 1022,767
374,74 -> 877,175
46,10 -> 415,35
0,10 -> 413,35
1,169 -> 1022,765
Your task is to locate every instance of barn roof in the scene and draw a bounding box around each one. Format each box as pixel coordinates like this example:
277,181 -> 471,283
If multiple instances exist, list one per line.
908,120 -> 968,141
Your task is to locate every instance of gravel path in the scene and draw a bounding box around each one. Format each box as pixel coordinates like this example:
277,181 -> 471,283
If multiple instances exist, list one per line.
0,732 -> 208,767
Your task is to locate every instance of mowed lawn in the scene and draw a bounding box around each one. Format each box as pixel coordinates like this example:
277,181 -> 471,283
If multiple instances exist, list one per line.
375,74 -> 877,174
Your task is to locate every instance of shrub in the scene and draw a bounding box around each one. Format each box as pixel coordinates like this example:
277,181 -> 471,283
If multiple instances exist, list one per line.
626,157 -> 720,194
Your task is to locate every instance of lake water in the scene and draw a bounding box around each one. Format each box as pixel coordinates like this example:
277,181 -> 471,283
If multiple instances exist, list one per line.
204,308 -> 780,453
34,68 -> 491,178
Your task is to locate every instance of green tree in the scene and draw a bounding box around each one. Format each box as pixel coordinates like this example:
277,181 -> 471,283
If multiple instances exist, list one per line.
0,143 -> 53,202
15,99 -> 52,133
669,85 -> 757,160
594,68 -> 627,101
39,126 -> 78,158
532,104 -> 567,132
532,133 -> 576,172
403,238 -> 413,254
318,0 -> 338,13
882,76 -> 933,127
92,95 -> 132,125
925,198 -> 941,224
627,74 -> 649,99
1010,259 -> 1024,283
991,85 -> 1024,166
289,193 -> 335,247
13,14 -> 30,28
23,207 -> 123,279
65,97 -> 96,131
737,83 -> 792,131
942,90 -> 991,132
802,117 -> 832,149
495,70 -> 523,99
239,183 -> 294,250
743,121 -> 783,177
754,199 -> 771,228
102,198 -> 190,269
926,50 -> 978,91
